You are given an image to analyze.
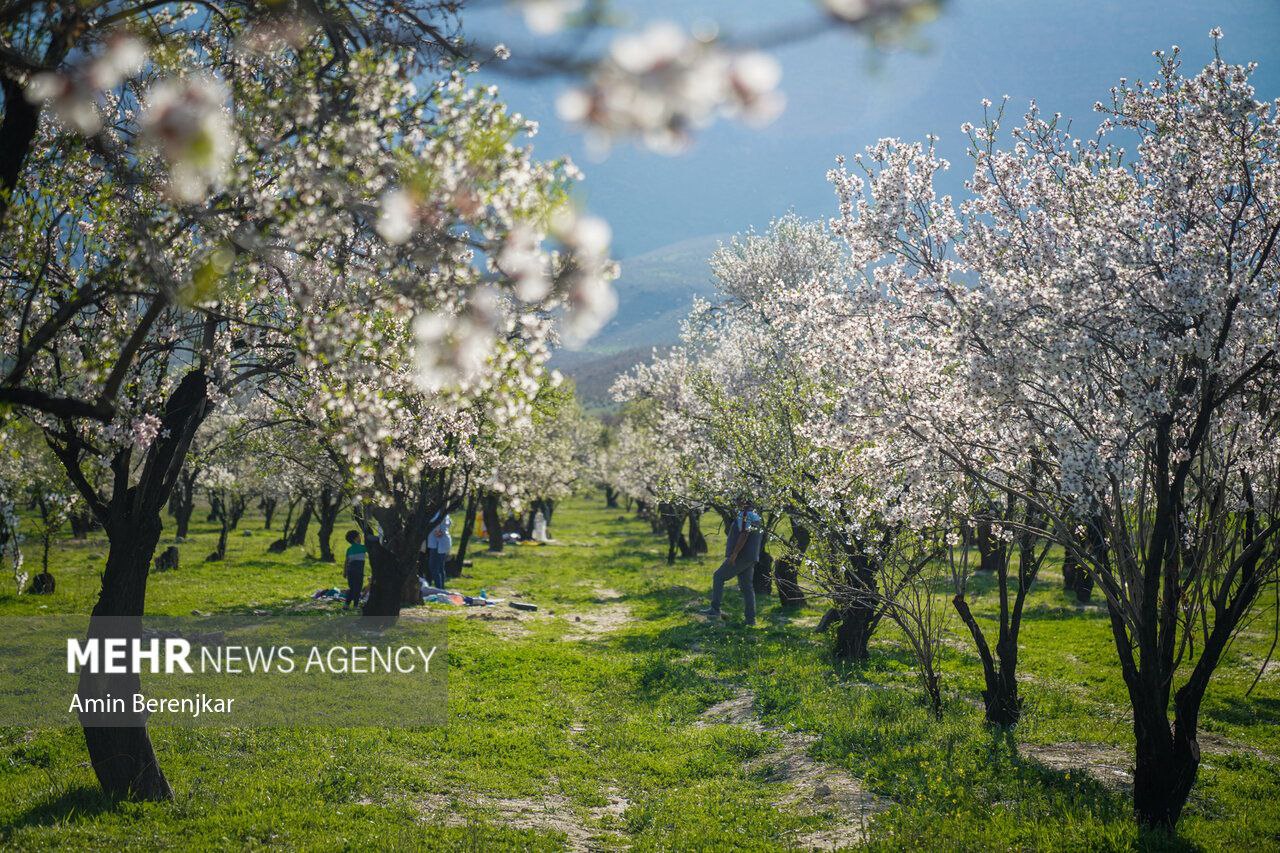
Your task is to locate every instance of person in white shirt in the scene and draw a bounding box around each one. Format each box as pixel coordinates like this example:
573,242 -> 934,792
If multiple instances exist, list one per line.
425,512 -> 452,589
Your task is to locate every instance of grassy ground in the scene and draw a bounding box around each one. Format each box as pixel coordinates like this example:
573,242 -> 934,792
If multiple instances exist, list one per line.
0,497 -> 1277,850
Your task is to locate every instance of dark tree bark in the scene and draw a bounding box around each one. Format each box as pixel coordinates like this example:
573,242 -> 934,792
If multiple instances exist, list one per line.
825,547 -> 881,662
481,490 -> 503,552
1072,563 -> 1094,602
775,521 -> 809,607
207,517 -> 229,562
659,502 -> 691,565
227,494 -> 246,531
752,549 -> 773,596
604,485 -> 618,508
449,491 -> 478,578
286,500 -> 313,548
1062,548 -> 1079,591
974,518 -> 1006,572
315,485 -> 343,563
359,482 -> 455,624
260,495 -> 278,529
69,507 -> 97,538
205,491 -> 245,562
169,468 -> 198,540
687,511 -> 708,555
55,369 -> 210,801
833,606 -> 876,660
952,495 -> 1049,727
268,496 -> 301,551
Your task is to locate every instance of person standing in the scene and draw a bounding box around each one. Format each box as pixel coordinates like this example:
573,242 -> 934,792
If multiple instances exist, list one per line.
700,501 -> 764,626
426,511 -> 452,589
342,530 -> 367,610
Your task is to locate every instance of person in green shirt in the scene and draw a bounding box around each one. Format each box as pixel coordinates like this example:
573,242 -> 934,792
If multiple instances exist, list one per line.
343,530 -> 368,610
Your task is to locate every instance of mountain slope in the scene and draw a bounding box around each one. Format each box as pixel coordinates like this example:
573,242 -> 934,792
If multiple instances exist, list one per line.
552,233 -> 724,407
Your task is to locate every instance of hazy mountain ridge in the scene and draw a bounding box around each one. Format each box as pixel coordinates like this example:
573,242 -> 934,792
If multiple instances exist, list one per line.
552,233 -> 725,407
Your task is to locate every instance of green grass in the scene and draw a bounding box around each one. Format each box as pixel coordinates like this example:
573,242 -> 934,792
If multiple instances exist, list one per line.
0,498 -> 1277,850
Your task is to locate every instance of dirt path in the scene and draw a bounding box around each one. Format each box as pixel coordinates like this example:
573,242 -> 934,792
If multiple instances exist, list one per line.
696,689 -> 889,850
417,789 -> 629,851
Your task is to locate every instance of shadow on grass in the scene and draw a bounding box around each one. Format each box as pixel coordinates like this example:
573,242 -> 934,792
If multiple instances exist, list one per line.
8,784 -> 119,830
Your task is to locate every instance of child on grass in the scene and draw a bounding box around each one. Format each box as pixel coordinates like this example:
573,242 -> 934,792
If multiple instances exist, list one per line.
343,530 -> 367,610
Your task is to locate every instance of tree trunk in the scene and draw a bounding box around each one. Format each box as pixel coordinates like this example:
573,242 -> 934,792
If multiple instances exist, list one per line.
1072,564 -> 1094,602
688,511 -> 708,555
173,497 -> 194,541
260,496 -> 277,530
227,494 -> 246,531
1130,688 -> 1200,828
70,369 -> 210,802
169,469 -> 198,540
660,502 -> 691,565
359,494 -> 439,624
833,605 -> 876,661
604,485 -> 618,508
830,548 -> 880,661
207,517 -> 229,561
775,521 -> 809,607
69,507 -> 97,539
752,549 -> 773,596
975,520 -> 1005,572
1061,549 -> 1079,591
953,593 -> 1023,727
449,491 -> 477,578
80,514 -> 174,800
316,486 -> 342,563
482,491 -> 503,552
287,500 -> 313,548
361,536 -> 410,625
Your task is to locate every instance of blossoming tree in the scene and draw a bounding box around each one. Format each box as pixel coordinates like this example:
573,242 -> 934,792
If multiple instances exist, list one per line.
818,36 -> 1280,828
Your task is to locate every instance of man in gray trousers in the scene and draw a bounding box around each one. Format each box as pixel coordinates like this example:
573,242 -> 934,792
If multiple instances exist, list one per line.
700,501 -> 764,626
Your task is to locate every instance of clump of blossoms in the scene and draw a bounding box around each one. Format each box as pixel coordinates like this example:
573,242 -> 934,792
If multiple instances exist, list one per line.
139,74 -> 235,203
25,31 -> 147,134
556,21 -> 783,153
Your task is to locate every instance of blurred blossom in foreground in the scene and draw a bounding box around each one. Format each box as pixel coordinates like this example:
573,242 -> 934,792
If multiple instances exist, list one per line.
555,211 -> 618,348
25,33 -> 147,134
413,289 -> 501,392
557,21 -> 784,154
822,0 -> 938,25
499,224 -> 552,303
376,188 -> 419,244
139,75 -> 234,203
516,0 -> 586,35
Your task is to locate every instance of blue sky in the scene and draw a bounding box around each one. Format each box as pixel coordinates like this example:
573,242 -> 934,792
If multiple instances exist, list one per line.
473,0 -> 1280,258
